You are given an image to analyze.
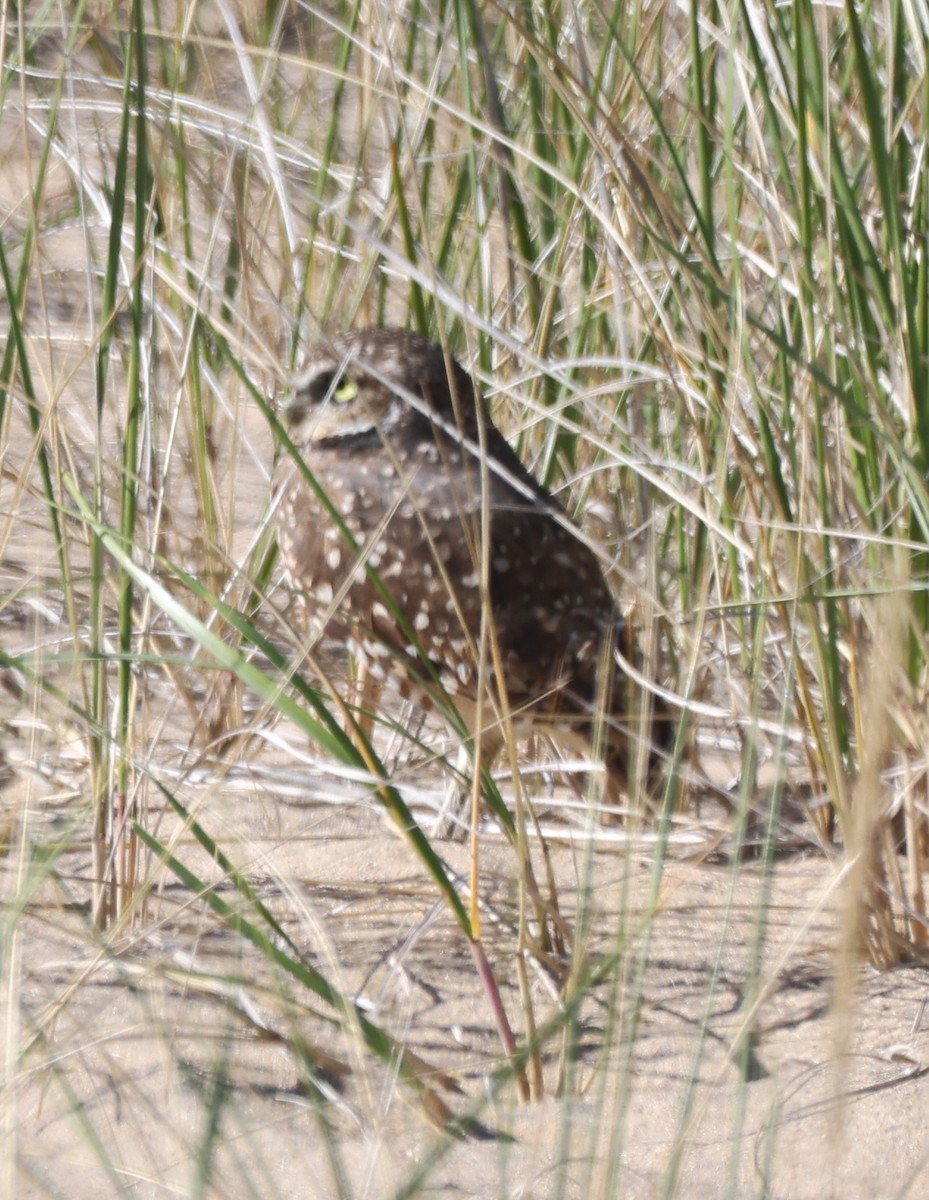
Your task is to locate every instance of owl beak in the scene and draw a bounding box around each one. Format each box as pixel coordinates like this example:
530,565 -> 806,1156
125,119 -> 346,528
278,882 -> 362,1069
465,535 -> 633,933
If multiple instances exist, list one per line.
281,391 -> 306,425
279,391 -> 316,443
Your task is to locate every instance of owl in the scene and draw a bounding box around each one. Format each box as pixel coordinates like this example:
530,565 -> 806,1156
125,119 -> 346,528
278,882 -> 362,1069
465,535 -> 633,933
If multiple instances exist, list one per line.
274,328 -> 666,829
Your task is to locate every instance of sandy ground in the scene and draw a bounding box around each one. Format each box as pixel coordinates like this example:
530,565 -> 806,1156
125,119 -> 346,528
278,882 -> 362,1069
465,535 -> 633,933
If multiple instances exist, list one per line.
5,767 -> 929,1200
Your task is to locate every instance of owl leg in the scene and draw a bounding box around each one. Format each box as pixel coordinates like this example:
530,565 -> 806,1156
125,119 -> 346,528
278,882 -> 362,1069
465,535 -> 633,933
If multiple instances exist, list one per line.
432,728 -> 504,839
600,694 -> 670,822
348,658 -> 383,751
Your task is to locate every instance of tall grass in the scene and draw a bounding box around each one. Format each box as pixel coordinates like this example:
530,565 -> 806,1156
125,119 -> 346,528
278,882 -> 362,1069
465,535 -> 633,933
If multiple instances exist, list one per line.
1,1 -> 927,1196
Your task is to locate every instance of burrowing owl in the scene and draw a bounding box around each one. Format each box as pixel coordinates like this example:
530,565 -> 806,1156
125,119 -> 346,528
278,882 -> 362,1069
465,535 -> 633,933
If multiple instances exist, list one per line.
275,327 -> 665,825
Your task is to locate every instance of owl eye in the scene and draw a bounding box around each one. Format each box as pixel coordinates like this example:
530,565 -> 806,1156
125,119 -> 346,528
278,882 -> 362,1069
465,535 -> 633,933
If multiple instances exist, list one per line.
304,370 -> 359,405
332,377 -> 358,404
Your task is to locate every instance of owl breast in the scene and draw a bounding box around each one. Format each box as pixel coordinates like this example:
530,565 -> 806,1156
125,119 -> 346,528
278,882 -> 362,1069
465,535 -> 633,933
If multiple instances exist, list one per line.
276,433 -> 490,694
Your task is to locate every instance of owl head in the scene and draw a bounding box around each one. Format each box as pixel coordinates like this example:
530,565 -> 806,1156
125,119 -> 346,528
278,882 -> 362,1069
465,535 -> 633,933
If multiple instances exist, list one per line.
283,327 -> 479,448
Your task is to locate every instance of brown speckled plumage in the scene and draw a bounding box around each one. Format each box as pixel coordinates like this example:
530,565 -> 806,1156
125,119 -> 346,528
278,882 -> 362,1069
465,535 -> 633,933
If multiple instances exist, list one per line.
275,327 -> 665,814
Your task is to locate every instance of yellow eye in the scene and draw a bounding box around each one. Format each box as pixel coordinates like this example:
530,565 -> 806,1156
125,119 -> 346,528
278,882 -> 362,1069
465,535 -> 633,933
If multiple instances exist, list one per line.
333,378 -> 358,404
